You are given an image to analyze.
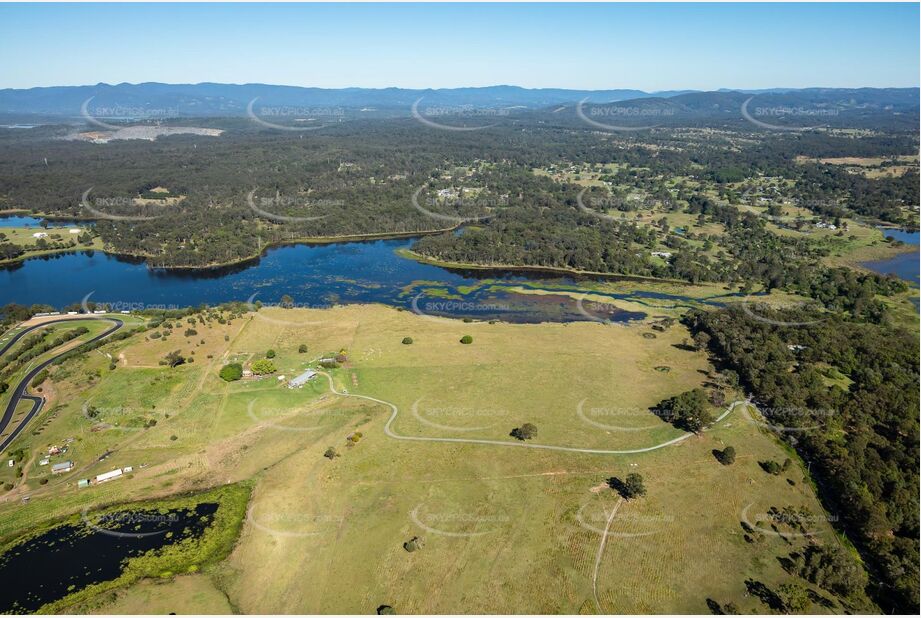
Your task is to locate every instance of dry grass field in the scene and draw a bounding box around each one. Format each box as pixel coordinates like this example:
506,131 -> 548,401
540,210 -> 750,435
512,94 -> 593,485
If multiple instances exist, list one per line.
1,305 -> 849,614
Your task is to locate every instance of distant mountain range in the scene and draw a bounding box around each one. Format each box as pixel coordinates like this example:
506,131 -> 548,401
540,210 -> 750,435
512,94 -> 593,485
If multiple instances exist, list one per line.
0,82 -> 916,121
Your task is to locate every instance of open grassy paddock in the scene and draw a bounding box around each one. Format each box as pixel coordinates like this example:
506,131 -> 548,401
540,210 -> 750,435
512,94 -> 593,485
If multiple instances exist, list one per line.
0,306 -> 854,613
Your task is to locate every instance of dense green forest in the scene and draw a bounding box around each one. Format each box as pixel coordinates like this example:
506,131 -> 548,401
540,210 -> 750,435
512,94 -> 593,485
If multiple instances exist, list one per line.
685,306 -> 919,613
0,114 -> 916,270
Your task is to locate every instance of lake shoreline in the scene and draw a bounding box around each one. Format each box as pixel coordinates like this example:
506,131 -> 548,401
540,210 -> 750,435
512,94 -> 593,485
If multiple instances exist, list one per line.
396,248 -> 693,285
2,228 -> 692,286
857,228 -> 920,285
0,225 -> 461,270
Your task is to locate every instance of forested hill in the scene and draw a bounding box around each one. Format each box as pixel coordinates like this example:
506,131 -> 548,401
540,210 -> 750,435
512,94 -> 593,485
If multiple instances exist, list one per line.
685,307 -> 920,613
0,83 -> 916,118
0,83 -> 658,116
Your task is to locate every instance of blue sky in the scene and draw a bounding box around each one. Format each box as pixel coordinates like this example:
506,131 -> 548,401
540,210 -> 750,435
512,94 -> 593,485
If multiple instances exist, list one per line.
0,2 -> 917,90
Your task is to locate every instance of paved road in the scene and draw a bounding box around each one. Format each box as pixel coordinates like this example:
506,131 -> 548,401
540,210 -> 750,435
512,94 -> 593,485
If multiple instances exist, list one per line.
0,317 -> 124,453
319,372 -> 745,455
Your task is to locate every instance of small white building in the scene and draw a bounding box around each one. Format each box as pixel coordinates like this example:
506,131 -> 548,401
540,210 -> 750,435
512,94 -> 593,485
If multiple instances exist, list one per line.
69,228 -> 81,234
31,231 -> 48,239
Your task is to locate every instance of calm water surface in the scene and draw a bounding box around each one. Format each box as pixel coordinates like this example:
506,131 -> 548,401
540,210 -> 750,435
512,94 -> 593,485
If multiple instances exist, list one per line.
862,229 -> 920,284
0,503 -> 217,613
0,214 -> 83,227
0,238 -> 735,323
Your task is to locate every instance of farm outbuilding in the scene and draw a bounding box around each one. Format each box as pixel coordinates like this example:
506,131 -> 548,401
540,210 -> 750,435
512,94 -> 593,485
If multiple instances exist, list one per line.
288,370 -> 317,388
95,468 -> 123,483
51,461 -> 74,474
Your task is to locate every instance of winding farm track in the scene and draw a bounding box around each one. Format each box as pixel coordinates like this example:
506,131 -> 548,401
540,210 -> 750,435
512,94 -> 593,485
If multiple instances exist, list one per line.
592,497 -> 623,612
0,317 -> 124,452
318,372 -> 745,455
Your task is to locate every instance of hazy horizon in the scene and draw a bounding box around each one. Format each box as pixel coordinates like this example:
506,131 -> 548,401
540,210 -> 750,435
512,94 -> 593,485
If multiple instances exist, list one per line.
0,2 -> 918,91
4,81 -> 919,92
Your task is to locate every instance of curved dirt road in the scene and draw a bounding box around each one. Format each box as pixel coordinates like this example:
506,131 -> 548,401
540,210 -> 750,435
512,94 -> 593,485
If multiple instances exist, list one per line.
318,372 -> 744,455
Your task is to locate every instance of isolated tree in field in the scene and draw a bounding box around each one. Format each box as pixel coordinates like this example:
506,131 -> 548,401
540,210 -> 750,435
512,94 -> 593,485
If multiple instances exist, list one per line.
622,473 -> 647,499
759,460 -> 782,475
401,337 -> 413,345
715,446 -> 736,465
323,447 -> 339,460
459,335 -> 473,344
219,363 -> 243,382
298,344 -> 308,353
266,349 -> 276,359
376,605 -> 396,615
161,350 -> 186,367
510,423 -> 537,440
403,536 -> 424,552
251,359 -> 277,375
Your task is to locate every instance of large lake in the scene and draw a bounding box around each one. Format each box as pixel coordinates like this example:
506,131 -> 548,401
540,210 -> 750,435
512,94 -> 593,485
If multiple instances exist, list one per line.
0,237 -> 737,323
4,224 -> 914,322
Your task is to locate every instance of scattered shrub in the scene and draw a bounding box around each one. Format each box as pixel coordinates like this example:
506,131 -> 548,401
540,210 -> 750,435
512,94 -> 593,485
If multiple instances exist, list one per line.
403,536 -> 424,552
715,446 -> 736,465
251,359 -> 277,375
510,423 -> 537,440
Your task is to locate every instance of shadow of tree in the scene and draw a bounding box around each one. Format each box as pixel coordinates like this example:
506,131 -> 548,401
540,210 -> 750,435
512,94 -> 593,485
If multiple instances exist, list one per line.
606,476 -> 629,499
745,579 -> 783,611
